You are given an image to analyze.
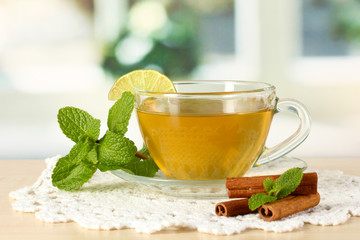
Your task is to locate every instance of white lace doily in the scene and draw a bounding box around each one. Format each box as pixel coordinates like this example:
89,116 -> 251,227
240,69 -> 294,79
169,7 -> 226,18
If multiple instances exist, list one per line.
9,155 -> 360,235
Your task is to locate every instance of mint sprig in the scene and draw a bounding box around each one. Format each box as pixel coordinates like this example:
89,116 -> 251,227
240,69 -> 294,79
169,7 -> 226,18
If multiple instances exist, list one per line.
248,168 -> 304,211
52,91 -> 158,191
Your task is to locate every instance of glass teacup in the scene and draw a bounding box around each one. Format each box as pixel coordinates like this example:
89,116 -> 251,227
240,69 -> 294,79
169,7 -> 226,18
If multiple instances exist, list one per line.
135,81 -> 310,180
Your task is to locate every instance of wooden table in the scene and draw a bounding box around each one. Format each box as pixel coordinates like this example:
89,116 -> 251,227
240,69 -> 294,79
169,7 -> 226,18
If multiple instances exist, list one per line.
1,158 -> 360,240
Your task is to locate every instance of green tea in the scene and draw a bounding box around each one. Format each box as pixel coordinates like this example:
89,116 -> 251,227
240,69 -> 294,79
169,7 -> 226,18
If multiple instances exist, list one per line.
137,109 -> 273,180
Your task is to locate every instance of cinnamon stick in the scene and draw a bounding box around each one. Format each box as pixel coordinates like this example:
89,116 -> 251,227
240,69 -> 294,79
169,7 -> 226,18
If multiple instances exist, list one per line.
226,172 -> 318,198
215,199 -> 255,216
258,192 -> 320,221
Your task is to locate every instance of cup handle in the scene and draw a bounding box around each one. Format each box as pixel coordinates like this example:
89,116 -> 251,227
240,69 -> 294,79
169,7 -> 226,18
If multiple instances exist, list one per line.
255,98 -> 311,166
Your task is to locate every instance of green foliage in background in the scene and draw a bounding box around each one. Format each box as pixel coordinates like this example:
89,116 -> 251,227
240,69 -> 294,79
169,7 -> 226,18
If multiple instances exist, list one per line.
330,0 -> 360,44
101,1 -> 200,80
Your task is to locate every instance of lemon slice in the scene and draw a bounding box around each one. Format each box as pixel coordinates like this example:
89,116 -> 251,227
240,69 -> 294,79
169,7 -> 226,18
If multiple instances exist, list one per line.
108,69 -> 176,100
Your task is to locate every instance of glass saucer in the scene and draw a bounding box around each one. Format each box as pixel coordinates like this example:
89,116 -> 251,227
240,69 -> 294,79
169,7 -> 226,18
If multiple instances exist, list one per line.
111,156 -> 307,199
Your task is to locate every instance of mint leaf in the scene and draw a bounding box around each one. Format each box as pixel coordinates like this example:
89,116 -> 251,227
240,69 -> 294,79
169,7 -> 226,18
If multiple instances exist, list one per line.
248,193 -> 277,211
52,156 -> 97,191
263,178 -> 275,193
52,140 -> 95,190
97,130 -> 137,171
85,146 -> 98,165
68,138 -> 94,163
272,168 -> 303,199
121,144 -> 159,177
107,92 -> 135,135
123,158 -> 159,177
58,107 -> 100,143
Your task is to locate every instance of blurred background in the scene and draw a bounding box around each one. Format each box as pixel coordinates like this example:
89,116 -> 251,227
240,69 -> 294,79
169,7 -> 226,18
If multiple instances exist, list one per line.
1,0 -> 360,159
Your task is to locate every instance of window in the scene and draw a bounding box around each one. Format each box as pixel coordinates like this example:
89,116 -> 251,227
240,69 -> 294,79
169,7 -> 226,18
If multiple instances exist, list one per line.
233,0 -> 360,158
0,0 -> 104,93
294,0 -> 360,85
302,0 -> 349,56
